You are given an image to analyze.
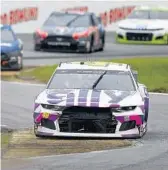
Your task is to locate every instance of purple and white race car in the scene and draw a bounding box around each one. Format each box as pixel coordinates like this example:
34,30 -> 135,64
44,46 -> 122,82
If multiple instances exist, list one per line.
33,61 -> 149,138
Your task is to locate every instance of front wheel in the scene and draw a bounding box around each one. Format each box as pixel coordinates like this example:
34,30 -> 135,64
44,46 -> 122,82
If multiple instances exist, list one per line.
34,124 -> 43,138
34,44 -> 41,51
98,34 -> 105,51
87,36 -> 94,53
16,56 -> 23,71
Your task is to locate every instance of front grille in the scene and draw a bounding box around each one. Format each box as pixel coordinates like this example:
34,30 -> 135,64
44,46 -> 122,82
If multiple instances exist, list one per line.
45,35 -> 74,43
41,118 -> 56,130
119,121 -> 136,131
59,106 -> 117,133
126,33 -> 153,41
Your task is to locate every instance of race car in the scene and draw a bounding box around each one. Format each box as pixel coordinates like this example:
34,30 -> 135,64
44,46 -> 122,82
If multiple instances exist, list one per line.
1,24 -> 23,70
116,6 -> 168,45
33,61 -> 149,138
33,11 -> 105,53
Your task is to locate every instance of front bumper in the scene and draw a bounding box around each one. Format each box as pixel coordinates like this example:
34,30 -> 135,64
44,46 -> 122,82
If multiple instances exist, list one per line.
36,126 -> 141,138
116,28 -> 168,45
1,51 -> 23,70
34,35 -> 91,52
33,105 -> 146,138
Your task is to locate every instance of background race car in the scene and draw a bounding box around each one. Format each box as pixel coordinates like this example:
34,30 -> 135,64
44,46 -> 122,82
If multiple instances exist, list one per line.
1,24 -> 23,70
33,11 -> 106,53
116,6 -> 168,45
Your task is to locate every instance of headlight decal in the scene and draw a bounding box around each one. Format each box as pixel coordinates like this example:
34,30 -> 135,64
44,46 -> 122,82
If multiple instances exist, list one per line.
34,112 -> 60,123
34,103 -> 40,110
41,104 -> 64,111
112,106 -> 137,112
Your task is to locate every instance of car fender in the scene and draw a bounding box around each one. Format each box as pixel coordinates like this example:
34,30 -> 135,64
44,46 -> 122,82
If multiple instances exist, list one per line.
138,83 -> 149,116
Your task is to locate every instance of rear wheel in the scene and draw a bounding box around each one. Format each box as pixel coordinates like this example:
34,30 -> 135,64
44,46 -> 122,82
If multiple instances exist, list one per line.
87,36 -> 94,53
99,34 -> 105,51
34,44 -> 41,51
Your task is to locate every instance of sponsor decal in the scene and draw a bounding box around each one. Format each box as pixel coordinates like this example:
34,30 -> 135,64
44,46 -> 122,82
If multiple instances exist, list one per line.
99,6 -> 135,27
42,112 -> 50,119
0,7 -> 38,25
78,89 -> 89,106
66,92 -> 75,106
90,90 -> 101,107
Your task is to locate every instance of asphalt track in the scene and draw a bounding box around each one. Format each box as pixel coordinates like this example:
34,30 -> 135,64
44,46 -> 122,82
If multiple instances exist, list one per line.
1,81 -> 168,170
1,32 -> 168,170
17,32 -> 168,65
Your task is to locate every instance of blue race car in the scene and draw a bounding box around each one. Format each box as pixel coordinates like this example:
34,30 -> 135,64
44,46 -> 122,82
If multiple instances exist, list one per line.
1,24 -> 23,70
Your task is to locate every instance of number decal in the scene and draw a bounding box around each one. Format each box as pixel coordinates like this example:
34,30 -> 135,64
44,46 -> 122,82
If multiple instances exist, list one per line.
42,112 -> 49,119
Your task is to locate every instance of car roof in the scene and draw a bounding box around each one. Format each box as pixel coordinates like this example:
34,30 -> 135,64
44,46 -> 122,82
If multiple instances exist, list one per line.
51,11 -> 92,16
57,61 -> 129,71
135,5 -> 168,11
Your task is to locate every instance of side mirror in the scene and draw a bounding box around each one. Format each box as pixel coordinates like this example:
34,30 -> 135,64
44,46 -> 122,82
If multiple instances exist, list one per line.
132,70 -> 138,82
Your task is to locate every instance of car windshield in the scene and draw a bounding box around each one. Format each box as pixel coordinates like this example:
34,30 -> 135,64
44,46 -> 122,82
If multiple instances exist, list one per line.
47,69 -> 136,91
127,10 -> 168,19
1,28 -> 15,43
150,11 -> 168,19
43,13 -> 90,27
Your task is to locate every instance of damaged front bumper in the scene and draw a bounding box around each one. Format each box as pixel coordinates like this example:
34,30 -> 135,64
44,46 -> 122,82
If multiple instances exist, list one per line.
33,105 -> 146,138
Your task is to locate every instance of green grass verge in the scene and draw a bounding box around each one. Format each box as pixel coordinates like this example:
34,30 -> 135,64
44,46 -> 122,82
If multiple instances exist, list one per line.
13,57 -> 168,93
1,132 -> 12,150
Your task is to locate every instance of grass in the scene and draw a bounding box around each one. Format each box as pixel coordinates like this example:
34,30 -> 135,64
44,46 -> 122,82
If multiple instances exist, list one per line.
1,133 -> 12,148
2,129 -> 132,159
1,57 -> 168,92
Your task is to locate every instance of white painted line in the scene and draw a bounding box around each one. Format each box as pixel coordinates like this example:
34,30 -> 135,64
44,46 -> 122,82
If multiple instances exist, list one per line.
149,92 -> 168,96
1,81 -> 168,96
1,80 -> 46,87
0,125 -> 7,127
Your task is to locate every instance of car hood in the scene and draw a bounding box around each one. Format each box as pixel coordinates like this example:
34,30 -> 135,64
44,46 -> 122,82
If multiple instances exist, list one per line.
118,19 -> 168,30
41,26 -> 89,36
0,41 -> 19,53
36,89 -> 143,107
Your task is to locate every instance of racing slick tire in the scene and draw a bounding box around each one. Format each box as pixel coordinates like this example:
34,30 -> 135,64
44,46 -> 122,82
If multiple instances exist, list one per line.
16,59 -> 23,71
34,124 -> 44,138
14,56 -> 23,71
34,44 -> 41,51
98,34 -> 105,51
87,36 -> 94,53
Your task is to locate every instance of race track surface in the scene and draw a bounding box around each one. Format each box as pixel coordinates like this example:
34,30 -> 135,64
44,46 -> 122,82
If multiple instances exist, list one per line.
1,81 -> 168,170
17,32 -> 168,66
1,32 -> 168,170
